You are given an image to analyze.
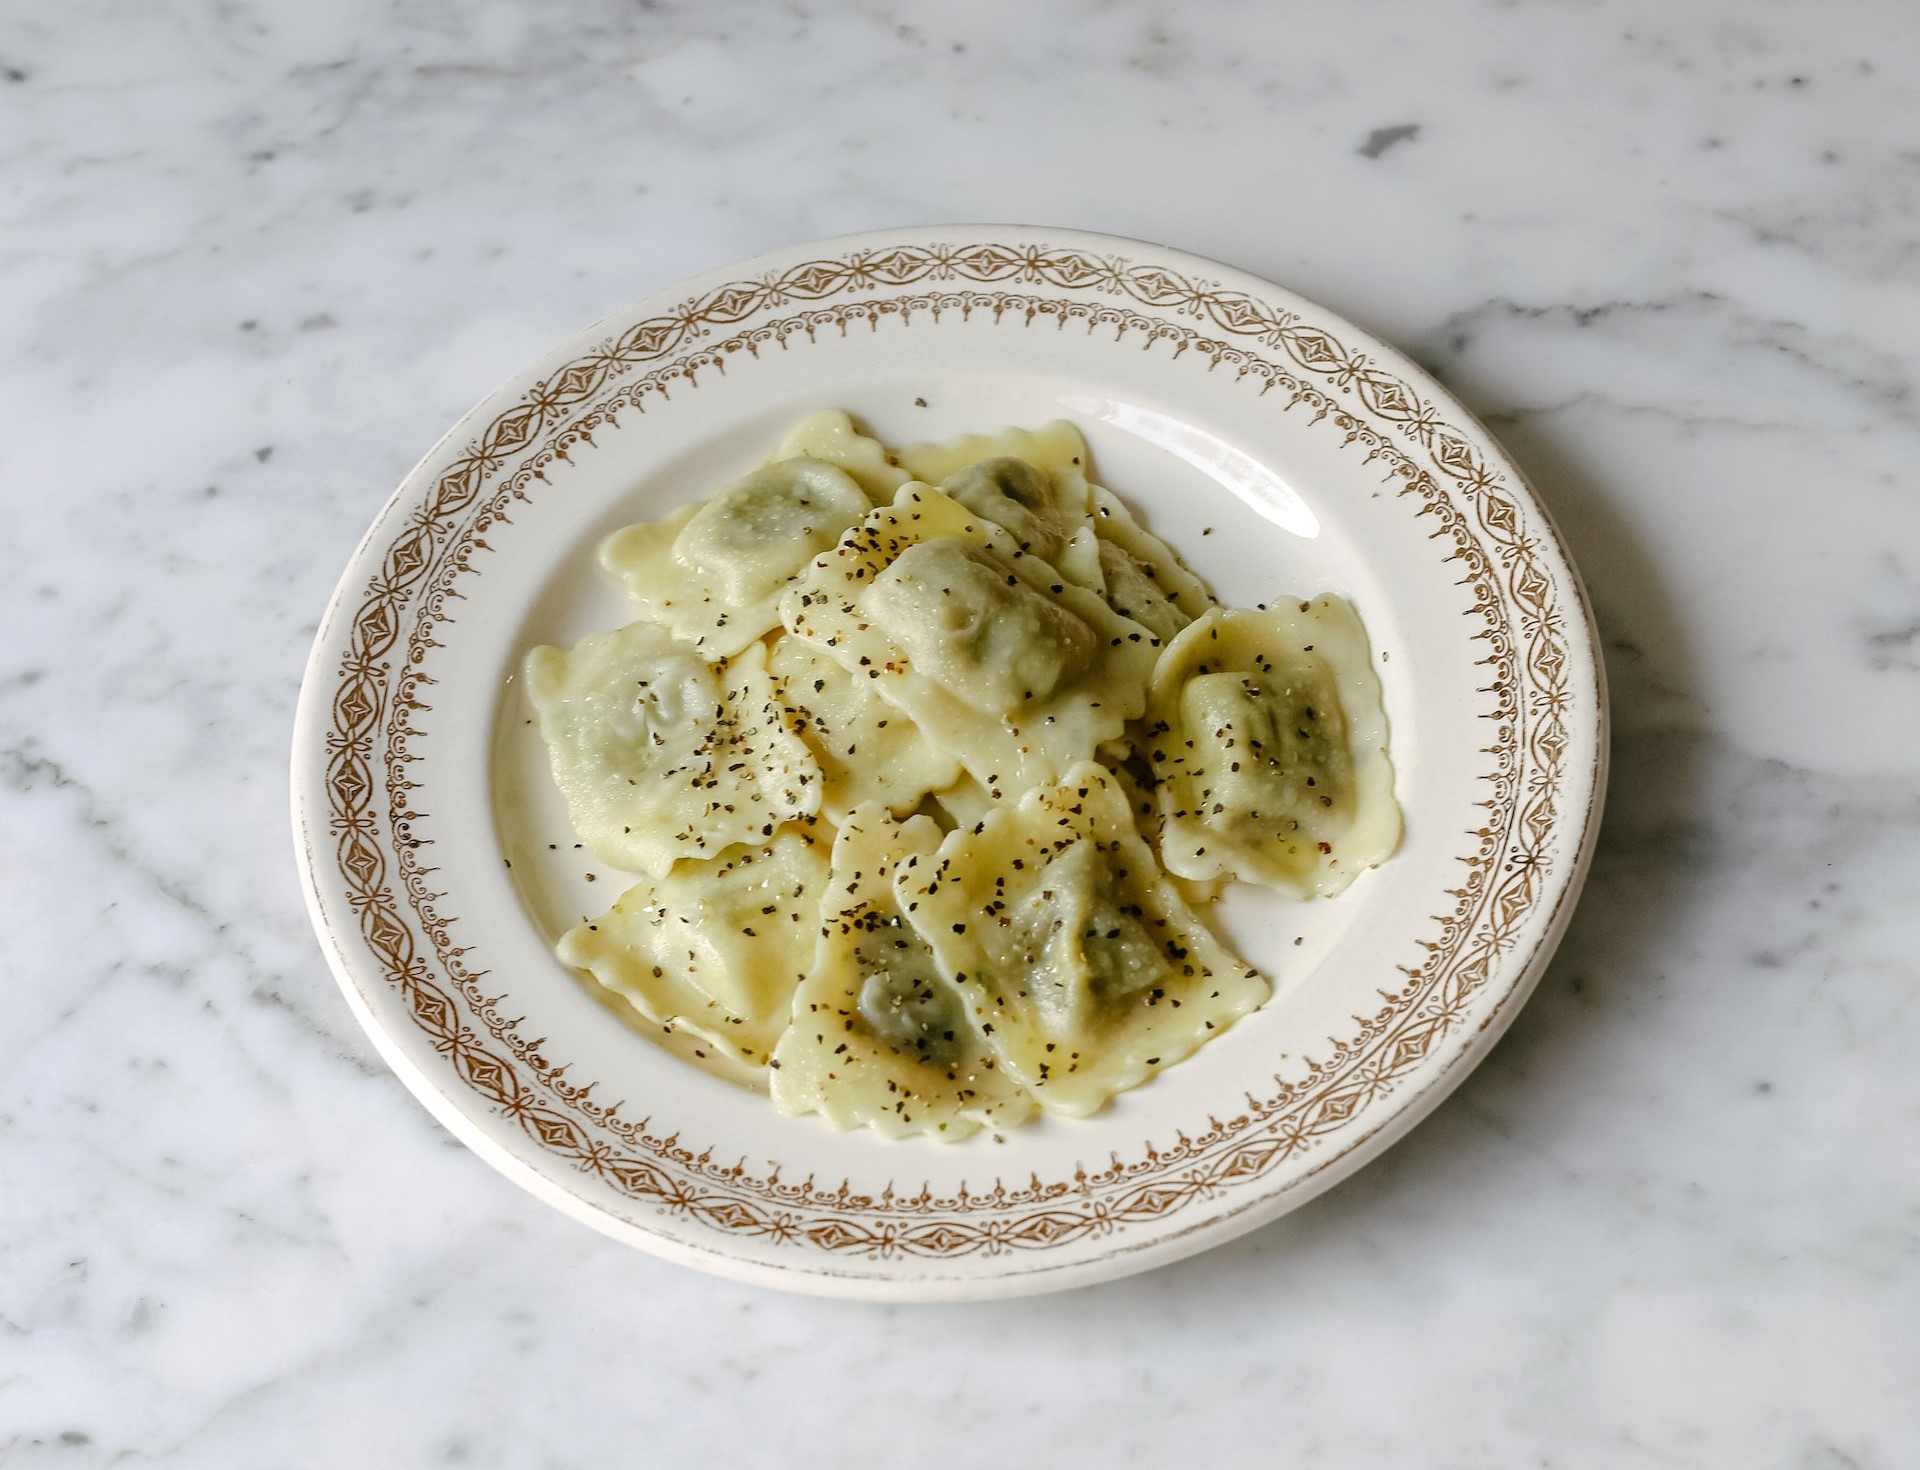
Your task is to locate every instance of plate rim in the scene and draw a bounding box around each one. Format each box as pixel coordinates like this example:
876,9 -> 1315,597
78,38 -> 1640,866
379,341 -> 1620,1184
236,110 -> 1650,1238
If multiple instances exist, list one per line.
290,223 -> 1609,1299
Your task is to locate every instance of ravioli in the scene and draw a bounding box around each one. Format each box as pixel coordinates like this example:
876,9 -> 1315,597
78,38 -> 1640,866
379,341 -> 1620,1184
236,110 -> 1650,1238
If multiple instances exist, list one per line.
779,484 -> 1161,792
1100,739 -> 1229,906
1095,538 -> 1191,643
1087,485 -> 1216,638
901,422 -> 1103,587
770,809 -> 1034,1139
524,623 -> 820,877
937,456 -> 1098,575
523,411 -> 1402,1142
868,538 -> 1097,713
767,410 -> 910,503
896,419 -> 1092,486
766,635 -> 962,820
1145,598 -> 1400,897
558,828 -> 830,1066
894,763 -> 1270,1117
600,457 -> 870,656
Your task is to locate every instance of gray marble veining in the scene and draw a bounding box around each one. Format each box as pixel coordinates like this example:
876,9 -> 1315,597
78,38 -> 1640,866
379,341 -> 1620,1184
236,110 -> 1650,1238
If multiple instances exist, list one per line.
3,0 -> 1917,1463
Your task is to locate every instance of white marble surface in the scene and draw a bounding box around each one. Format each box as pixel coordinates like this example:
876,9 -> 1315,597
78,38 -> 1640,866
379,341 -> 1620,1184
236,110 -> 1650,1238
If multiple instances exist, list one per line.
4,0 -> 1916,1461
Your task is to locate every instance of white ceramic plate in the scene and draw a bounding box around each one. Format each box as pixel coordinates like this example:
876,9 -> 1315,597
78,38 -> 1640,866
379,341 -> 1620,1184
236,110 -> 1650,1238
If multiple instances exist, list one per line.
292,227 -> 1605,1299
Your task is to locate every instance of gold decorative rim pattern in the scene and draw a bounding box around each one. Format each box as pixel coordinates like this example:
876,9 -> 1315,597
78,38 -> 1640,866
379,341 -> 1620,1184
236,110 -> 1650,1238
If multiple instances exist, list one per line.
321,242 -> 1575,1262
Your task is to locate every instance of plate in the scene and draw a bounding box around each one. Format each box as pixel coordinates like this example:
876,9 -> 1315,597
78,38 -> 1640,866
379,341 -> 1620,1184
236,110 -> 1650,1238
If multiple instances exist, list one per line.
291,226 -> 1606,1299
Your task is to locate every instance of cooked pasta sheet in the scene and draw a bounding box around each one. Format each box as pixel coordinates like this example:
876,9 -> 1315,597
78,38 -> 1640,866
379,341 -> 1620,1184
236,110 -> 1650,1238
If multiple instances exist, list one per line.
525,412 -> 1402,1139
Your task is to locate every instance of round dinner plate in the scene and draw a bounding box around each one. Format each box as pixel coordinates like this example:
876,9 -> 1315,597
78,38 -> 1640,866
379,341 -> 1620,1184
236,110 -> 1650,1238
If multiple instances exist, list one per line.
291,226 -> 1606,1299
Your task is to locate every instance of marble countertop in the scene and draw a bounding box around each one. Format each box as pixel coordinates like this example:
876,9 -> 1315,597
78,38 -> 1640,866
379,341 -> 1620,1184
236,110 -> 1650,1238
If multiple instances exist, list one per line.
6,0 -> 1916,1462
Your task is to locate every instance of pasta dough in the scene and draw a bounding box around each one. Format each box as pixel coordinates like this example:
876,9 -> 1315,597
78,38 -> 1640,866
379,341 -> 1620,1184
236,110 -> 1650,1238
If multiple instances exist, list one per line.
1145,598 -> 1400,897
767,410 -> 910,503
780,484 -> 1161,792
1088,485 -> 1216,640
770,808 -> 1034,1139
766,635 -> 962,820
558,827 -> 830,1067
893,763 -> 1270,1117
600,457 -> 870,656
524,624 -> 820,877
899,422 -> 1104,589
1100,739 -> 1230,906
896,419 -> 1092,487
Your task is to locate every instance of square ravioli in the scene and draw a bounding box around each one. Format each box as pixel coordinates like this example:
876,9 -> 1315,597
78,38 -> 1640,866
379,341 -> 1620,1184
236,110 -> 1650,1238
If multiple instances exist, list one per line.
895,418 -> 1092,487
558,827 -> 830,1068
600,457 -> 872,657
897,421 -> 1103,588
524,623 -> 820,878
779,484 -> 1161,793
893,762 -> 1270,1117
765,410 -> 911,503
770,808 -> 1035,1140
1145,598 -> 1400,898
